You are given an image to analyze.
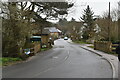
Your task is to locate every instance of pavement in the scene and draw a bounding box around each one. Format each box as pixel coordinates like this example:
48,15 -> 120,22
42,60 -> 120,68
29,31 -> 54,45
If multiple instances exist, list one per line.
67,39 -> 118,79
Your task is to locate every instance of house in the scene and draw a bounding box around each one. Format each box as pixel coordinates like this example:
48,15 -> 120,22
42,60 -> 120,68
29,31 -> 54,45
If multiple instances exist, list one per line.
44,27 -> 62,39
33,29 -> 52,48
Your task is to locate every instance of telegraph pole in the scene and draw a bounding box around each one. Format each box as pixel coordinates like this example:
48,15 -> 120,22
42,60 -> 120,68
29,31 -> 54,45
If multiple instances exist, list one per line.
118,2 -> 120,41
108,2 -> 111,41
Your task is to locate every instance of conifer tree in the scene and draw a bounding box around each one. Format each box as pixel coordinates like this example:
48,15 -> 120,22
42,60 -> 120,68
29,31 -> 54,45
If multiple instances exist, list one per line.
81,5 -> 95,39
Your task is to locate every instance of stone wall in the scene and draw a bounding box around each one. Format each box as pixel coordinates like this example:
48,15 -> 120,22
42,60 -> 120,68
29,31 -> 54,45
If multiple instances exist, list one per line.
94,41 -> 112,53
33,43 -> 41,53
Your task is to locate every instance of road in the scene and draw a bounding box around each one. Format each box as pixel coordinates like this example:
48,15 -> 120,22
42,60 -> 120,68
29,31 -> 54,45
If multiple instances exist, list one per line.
3,39 -> 113,78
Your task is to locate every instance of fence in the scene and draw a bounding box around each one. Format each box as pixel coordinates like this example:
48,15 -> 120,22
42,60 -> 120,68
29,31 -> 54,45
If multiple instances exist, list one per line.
111,43 -> 118,53
94,41 -> 119,53
33,43 -> 41,53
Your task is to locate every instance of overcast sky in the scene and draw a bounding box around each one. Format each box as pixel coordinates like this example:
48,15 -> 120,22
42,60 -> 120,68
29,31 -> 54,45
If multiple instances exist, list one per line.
66,0 -> 119,21
2,0 -> 119,22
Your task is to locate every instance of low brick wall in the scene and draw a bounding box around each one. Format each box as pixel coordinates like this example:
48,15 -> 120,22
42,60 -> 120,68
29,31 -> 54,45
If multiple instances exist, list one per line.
94,41 -> 112,53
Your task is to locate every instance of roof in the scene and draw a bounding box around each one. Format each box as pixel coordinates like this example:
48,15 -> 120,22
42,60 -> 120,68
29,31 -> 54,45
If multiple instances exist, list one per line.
44,27 -> 61,33
33,29 -> 50,36
57,29 -> 62,33
42,29 -> 50,34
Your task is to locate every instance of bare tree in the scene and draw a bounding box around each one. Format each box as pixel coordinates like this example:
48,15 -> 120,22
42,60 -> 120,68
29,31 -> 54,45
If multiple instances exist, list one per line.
96,8 -> 118,42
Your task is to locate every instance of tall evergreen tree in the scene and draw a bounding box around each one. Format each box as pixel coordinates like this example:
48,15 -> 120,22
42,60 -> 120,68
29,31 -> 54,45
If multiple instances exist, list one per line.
81,5 -> 95,39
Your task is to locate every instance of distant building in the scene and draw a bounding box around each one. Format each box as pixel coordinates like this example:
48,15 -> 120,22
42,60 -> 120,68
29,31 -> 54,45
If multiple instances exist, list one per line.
32,27 -> 61,48
33,29 -> 51,48
44,27 -> 62,39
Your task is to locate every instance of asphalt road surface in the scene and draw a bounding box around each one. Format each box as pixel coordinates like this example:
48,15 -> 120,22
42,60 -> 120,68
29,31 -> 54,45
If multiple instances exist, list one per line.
3,39 -> 113,78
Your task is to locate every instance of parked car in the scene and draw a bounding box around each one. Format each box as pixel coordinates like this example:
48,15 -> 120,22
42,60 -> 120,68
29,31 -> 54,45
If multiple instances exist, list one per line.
64,37 -> 68,40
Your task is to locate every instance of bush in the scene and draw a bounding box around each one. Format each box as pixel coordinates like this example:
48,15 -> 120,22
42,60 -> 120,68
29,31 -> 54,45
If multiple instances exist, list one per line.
19,54 -> 29,60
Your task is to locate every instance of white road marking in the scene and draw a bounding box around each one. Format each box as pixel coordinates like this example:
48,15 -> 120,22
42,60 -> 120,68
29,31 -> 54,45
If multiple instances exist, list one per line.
52,56 -> 58,59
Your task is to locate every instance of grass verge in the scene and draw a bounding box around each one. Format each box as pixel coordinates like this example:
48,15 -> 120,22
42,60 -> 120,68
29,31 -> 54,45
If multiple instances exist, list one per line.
1,57 -> 22,66
87,46 -> 94,49
0,58 -> 2,66
87,46 -> 118,56
41,48 -> 50,51
108,52 -> 118,56
73,41 -> 91,44
1,47 -> 51,66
